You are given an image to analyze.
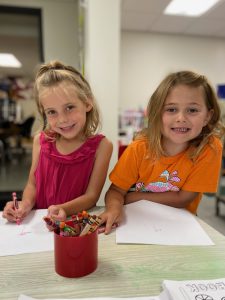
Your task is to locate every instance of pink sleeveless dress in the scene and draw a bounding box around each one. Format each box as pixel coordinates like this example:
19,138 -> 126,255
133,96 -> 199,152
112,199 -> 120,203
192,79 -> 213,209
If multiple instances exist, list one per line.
34,132 -> 105,209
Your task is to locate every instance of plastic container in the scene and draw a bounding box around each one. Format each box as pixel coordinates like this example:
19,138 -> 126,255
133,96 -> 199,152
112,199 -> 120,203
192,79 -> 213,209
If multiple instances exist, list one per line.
54,229 -> 98,278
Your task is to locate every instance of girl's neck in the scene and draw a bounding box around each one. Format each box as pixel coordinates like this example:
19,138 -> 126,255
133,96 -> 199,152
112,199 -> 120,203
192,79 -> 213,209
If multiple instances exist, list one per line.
162,138 -> 189,157
56,135 -> 87,155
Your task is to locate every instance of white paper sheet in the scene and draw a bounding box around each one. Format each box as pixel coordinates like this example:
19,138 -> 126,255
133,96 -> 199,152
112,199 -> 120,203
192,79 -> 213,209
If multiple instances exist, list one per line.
18,295 -> 165,300
162,278 -> 225,300
116,200 -> 214,245
0,209 -> 53,256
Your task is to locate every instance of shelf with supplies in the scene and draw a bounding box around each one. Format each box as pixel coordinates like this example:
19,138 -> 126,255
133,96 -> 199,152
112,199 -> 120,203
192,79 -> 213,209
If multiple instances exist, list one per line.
118,108 -> 147,158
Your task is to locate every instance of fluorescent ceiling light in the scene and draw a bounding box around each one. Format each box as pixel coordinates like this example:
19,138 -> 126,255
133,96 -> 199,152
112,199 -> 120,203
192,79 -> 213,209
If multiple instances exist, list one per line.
0,53 -> 22,68
164,0 -> 221,17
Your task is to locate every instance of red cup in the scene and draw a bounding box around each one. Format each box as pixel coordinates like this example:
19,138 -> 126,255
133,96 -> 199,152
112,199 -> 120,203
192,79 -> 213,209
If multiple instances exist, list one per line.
54,229 -> 98,278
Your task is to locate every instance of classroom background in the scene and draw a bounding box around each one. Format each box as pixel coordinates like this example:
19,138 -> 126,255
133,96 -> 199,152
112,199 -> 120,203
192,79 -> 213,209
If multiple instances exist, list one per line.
0,0 -> 225,234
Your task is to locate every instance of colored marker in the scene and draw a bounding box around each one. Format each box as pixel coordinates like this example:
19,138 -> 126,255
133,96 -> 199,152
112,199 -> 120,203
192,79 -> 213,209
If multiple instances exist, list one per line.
43,216 -> 57,231
44,212 -> 105,237
12,192 -> 21,225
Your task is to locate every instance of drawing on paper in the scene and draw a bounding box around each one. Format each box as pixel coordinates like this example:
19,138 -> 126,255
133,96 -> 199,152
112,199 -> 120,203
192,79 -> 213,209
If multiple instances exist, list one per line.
19,226 -> 31,236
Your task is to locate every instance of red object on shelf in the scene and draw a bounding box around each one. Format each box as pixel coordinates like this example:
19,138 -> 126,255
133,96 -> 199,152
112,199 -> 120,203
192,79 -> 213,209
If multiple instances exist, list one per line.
118,144 -> 128,159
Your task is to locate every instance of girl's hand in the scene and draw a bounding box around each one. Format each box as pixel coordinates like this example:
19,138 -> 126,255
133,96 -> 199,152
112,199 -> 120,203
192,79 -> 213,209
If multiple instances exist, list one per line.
2,201 -> 17,222
47,205 -> 67,222
2,200 -> 31,223
99,207 -> 123,235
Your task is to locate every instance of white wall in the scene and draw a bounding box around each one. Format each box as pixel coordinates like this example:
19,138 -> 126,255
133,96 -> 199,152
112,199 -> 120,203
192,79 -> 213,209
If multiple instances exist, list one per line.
120,31 -> 225,110
0,0 -> 79,68
84,0 -> 121,206
0,0 -> 79,133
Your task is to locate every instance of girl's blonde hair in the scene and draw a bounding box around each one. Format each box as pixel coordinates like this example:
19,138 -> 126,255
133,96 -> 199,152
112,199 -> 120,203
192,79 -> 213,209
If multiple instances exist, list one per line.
34,60 -> 101,137
137,70 -> 225,160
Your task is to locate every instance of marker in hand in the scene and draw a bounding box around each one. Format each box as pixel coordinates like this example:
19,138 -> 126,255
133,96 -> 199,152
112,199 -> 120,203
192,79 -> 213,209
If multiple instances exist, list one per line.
12,192 -> 21,225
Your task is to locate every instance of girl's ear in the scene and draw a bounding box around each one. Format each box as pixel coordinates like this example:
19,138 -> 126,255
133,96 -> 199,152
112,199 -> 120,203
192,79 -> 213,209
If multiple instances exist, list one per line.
204,109 -> 214,126
85,99 -> 93,112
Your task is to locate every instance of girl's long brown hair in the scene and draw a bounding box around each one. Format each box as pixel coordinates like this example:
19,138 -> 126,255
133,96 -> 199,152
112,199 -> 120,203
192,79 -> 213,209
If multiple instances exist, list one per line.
137,70 -> 225,160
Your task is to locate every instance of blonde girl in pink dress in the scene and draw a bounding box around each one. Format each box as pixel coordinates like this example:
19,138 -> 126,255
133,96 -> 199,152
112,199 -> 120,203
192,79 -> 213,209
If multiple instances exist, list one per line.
3,61 -> 112,223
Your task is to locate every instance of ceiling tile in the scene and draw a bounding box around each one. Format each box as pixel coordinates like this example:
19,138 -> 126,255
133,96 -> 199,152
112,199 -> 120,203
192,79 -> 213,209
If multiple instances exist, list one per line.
121,0 -> 225,38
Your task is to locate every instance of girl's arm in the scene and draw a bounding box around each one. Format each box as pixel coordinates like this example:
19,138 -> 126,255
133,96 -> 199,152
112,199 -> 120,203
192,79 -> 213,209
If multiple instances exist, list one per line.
99,186 -> 197,234
99,183 -> 126,234
49,137 -> 113,218
124,190 -> 198,208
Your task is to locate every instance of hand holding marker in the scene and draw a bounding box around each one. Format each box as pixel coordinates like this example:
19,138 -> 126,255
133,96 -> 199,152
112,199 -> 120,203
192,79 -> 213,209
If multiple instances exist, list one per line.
43,211 -> 118,236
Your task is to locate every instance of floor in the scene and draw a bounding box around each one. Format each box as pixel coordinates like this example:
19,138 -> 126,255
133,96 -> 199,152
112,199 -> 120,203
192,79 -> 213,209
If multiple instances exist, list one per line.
198,194 -> 225,235
0,152 -> 225,235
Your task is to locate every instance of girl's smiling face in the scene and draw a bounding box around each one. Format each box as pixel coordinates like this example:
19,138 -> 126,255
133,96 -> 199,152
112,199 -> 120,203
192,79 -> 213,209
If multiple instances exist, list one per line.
40,82 -> 92,141
161,84 -> 213,156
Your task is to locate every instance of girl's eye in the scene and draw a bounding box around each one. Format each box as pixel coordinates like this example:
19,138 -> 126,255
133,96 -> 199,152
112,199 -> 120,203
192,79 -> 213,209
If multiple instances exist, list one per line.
187,108 -> 199,113
165,108 -> 177,113
66,105 -> 75,111
46,110 -> 56,116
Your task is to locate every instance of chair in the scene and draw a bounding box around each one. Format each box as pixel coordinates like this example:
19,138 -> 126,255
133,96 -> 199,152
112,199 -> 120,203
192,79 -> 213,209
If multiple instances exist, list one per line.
0,139 -> 5,164
215,143 -> 225,216
0,116 -> 35,160
215,184 -> 225,216
17,117 -> 35,138
15,116 -> 35,150
215,163 -> 225,216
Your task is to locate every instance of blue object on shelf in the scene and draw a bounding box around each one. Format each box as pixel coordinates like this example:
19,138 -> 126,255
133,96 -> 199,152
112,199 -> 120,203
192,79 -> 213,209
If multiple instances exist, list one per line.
217,84 -> 225,99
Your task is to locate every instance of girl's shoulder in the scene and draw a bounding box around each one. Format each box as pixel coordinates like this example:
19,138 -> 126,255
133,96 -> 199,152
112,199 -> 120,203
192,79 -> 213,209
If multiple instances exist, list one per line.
33,131 -> 50,143
86,133 -> 105,147
87,133 -> 112,145
76,134 -> 108,154
131,136 -> 148,147
127,137 -> 149,155
207,136 -> 223,151
196,136 -> 223,162
96,135 -> 112,149
94,135 -> 113,159
33,132 -> 42,146
34,131 -> 56,153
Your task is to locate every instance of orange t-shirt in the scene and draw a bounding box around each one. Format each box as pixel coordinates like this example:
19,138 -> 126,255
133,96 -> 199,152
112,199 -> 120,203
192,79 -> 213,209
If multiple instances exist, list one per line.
110,136 -> 222,214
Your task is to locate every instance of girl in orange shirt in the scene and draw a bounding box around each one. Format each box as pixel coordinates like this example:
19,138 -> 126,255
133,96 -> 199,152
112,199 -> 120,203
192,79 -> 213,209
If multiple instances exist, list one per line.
100,70 -> 225,234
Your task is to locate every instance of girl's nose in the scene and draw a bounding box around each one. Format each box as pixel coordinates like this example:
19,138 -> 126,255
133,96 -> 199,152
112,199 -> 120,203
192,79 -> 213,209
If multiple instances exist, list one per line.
176,111 -> 186,122
58,112 -> 68,123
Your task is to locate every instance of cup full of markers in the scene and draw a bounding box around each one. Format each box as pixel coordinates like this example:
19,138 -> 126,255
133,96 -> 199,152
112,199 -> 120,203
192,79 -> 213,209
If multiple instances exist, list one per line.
43,211 -> 100,278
